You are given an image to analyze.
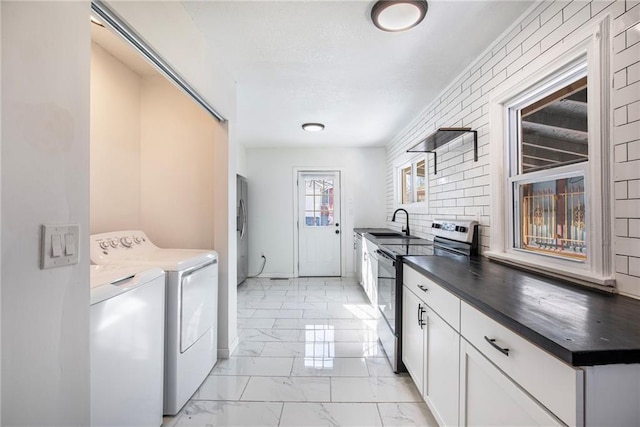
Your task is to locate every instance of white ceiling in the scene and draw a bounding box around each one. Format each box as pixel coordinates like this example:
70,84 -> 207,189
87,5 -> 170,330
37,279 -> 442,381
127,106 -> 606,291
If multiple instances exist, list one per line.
182,0 -> 534,148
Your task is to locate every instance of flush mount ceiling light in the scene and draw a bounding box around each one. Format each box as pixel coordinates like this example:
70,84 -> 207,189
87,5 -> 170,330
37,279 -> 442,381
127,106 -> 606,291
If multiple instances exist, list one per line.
371,0 -> 428,32
302,123 -> 325,132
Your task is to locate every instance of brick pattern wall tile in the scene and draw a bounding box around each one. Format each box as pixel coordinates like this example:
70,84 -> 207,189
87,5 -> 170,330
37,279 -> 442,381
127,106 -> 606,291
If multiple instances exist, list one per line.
385,0 -> 640,296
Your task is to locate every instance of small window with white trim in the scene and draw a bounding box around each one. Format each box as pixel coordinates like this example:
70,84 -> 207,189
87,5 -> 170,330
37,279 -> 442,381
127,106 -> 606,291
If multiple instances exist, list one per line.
396,155 -> 427,207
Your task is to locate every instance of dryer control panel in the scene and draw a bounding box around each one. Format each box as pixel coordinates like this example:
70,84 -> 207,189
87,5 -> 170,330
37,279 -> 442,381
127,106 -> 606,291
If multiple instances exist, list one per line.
90,230 -> 154,261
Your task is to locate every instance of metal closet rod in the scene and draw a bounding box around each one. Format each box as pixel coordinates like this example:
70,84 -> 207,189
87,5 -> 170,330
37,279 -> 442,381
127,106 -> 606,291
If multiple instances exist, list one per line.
91,0 -> 227,123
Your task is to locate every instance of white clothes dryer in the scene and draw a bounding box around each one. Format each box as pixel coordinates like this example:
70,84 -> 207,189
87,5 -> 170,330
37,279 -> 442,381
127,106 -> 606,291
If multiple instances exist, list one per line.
90,231 -> 218,415
90,264 -> 165,427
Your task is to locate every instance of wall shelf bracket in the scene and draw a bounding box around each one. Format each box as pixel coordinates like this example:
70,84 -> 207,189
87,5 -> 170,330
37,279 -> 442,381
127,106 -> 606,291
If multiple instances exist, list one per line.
406,127 -> 478,174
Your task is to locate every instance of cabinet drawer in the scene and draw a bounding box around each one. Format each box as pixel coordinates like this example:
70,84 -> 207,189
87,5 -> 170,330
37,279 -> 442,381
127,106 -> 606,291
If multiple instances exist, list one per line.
403,265 -> 460,331
460,302 -> 583,427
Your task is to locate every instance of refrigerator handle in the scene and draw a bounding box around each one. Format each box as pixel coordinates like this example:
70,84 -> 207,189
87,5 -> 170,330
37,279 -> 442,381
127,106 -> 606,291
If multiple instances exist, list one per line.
239,199 -> 247,239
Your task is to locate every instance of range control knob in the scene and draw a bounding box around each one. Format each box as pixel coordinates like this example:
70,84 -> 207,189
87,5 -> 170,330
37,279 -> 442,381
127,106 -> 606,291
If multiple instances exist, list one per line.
109,238 -> 119,248
99,241 -> 110,250
133,236 -> 143,244
455,226 -> 467,233
120,237 -> 133,248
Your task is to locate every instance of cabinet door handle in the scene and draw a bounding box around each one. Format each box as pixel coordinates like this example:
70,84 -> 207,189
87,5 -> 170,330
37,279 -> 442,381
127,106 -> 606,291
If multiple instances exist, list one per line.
418,303 -> 426,329
484,336 -> 510,356
417,284 -> 428,292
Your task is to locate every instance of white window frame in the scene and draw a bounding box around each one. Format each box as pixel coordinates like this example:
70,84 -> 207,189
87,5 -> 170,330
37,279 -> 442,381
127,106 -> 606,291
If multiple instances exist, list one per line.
394,152 -> 428,212
488,16 -> 614,289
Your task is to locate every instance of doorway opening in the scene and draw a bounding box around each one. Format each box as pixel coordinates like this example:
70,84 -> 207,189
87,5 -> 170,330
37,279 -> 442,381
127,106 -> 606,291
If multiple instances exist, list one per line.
295,170 -> 342,277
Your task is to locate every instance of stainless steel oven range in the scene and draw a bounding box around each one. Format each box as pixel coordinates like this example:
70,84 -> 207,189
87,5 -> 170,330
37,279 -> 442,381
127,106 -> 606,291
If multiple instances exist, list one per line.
376,219 -> 478,373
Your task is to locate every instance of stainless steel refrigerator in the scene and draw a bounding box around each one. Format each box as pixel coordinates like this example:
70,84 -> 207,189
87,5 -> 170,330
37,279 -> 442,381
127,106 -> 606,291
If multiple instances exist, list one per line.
237,175 -> 248,285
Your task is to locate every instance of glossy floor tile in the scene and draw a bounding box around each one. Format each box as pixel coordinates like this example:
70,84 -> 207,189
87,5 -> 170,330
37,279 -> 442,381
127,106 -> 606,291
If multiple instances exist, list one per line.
165,277 -> 435,427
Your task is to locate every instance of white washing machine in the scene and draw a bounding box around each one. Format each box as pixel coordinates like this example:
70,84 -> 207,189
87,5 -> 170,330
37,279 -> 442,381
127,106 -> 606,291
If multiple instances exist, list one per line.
90,264 -> 165,427
90,230 -> 218,415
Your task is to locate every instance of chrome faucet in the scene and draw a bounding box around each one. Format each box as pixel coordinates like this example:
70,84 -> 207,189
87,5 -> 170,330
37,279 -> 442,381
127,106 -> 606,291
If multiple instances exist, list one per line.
392,208 -> 410,236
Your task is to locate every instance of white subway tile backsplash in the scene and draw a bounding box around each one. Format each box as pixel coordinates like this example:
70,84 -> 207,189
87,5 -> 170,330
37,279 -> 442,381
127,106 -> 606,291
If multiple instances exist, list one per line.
593,0 -> 618,17
616,254 -> 630,273
615,218 -> 629,236
614,2 -> 640,34
563,0 -> 589,21
615,143 -> 629,163
628,61 -> 640,84
613,43 -> 640,72
629,140 -> 640,160
614,119 -> 640,144
615,159 -> 640,181
539,1 -> 568,27
507,16 -> 541,54
385,0 -> 639,295
614,32 -> 628,53
614,69 -> 628,90
617,236 -> 640,257
615,199 -> 640,217
524,10 -> 563,53
541,4 -> 591,52
629,179 -> 640,198
627,22 -> 640,46
616,180 -> 629,199
628,100 -> 640,121
507,44 -> 542,77
629,257 -> 640,277
615,106 -> 629,125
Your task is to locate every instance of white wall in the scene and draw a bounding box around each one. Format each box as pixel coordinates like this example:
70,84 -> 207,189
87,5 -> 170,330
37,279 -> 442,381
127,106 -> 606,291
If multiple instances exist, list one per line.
140,76 -> 218,250
246,147 -> 387,277
108,0 -> 239,356
1,2 -> 90,425
237,143 -> 248,178
385,0 -> 640,298
90,42 -> 142,233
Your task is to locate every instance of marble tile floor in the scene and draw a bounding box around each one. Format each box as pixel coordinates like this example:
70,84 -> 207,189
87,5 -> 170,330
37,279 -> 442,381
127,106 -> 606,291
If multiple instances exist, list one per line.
163,277 -> 438,427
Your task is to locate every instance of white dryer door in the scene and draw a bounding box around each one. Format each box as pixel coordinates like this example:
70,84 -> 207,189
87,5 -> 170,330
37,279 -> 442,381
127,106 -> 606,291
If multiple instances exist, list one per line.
180,262 -> 217,353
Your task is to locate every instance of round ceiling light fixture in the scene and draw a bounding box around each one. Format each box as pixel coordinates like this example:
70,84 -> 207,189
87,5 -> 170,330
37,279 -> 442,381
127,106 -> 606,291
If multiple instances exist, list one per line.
371,0 -> 428,32
302,123 -> 325,132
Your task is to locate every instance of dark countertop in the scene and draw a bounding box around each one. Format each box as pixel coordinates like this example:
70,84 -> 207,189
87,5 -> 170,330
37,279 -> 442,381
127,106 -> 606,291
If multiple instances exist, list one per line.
402,255 -> 640,366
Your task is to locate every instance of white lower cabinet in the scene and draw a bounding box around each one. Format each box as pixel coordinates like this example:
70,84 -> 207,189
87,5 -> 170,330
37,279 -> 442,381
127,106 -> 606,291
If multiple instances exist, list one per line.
425,306 -> 460,427
402,286 -> 460,427
459,339 -> 561,427
402,287 -> 425,392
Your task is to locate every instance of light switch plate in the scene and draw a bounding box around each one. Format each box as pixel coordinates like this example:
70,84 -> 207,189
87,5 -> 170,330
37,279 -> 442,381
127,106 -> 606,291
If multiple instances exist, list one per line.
40,224 -> 80,269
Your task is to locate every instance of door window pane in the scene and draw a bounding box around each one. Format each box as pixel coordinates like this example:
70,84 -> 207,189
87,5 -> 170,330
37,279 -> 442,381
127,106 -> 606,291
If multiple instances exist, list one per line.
304,178 -> 334,227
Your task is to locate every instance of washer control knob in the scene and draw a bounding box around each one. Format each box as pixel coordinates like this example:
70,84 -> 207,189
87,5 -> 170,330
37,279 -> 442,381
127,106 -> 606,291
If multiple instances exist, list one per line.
120,237 -> 133,248
133,236 -> 143,244
109,238 -> 119,248
99,241 -> 110,250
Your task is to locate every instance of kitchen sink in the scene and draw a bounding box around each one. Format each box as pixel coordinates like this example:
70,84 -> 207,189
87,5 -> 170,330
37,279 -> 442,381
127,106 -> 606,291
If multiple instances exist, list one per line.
367,232 -> 420,238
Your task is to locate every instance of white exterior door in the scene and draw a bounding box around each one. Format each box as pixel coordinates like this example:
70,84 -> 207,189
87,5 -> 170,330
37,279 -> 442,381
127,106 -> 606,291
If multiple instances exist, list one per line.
297,171 -> 341,276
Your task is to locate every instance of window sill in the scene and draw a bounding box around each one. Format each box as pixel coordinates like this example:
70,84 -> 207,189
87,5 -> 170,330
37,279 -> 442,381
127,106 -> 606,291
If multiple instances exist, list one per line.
484,251 -> 616,292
